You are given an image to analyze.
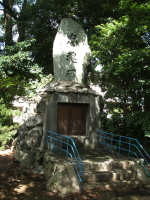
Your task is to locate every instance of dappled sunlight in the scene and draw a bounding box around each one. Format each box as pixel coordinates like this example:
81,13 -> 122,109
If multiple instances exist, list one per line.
1,149 -> 150,200
13,184 -> 29,193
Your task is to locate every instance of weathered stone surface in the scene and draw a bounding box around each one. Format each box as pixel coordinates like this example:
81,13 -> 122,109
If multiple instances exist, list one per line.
44,158 -> 61,180
17,125 -> 28,140
43,151 -> 55,166
19,140 -> 27,150
26,103 -> 37,115
53,18 -> 91,84
46,169 -> 70,195
25,114 -> 43,127
25,126 -> 43,149
45,81 -> 99,95
12,138 -> 18,147
131,162 -> 150,183
46,163 -> 80,197
13,150 -> 34,168
13,113 -> 30,125
37,100 -> 46,116
13,115 -> 24,124
32,165 -> 44,175
34,152 -> 44,166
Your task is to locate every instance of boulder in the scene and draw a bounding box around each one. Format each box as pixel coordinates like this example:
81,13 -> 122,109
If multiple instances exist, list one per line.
46,162 -> 80,197
32,165 -> 44,175
43,151 -> 55,166
26,103 -> 37,115
37,100 -> 46,116
25,114 -> 43,127
13,150 -> 34,169
17,125 -> 29,140
25,126 -> 43,149
34,151 -> 44,167
44,157 -> 61,180
13,113 -> 29,125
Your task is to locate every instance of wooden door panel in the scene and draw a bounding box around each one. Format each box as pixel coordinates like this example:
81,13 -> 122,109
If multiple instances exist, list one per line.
57,104 -> 70,135
57,103 -> 87,135
70,105 -> 85,135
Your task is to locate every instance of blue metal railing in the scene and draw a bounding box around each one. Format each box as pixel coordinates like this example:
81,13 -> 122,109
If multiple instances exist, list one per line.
46,130 -> 84,190
97,130 -> 150,176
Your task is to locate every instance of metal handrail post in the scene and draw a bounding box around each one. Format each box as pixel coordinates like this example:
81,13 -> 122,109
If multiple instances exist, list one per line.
128,138 -> 131,158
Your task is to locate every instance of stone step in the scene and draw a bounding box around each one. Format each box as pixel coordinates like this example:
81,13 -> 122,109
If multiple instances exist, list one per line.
83,169 -> 137,183
83,178 -> 144,190
83,159 -> 138,171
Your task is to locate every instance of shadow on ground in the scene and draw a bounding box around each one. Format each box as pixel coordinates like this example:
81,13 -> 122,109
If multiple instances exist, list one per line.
0,150 -> 150,200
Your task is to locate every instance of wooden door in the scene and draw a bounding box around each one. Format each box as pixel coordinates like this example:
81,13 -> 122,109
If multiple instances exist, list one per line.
57,103 -> 87,135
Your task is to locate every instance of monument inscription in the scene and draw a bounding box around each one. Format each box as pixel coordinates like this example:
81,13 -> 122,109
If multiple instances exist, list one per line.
53,18 -> 91,84
67,33 -> 79,46
66,52 -> 77,63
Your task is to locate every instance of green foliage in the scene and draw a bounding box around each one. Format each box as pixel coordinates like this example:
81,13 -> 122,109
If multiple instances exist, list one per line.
1,0 -> 149,147
0,98 -> 19,150
0,0 -> 123,75
0,124 -> 18,150
0,39 -> 43,103
91,0 -> 150,140
25,74 -> 54,98
0,39 -> 43,150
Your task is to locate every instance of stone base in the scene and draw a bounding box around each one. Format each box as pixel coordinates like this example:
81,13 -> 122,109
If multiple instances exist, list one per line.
13,149 -> 80,197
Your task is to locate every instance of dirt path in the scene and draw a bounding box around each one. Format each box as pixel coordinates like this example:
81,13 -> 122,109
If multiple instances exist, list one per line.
0,149 -> 150,200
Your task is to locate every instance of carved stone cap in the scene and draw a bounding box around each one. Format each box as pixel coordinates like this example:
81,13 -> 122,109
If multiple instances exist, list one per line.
37,81 -> 99,96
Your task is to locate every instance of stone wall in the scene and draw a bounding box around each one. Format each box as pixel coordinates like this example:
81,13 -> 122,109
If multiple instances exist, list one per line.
12,81 -> 102,196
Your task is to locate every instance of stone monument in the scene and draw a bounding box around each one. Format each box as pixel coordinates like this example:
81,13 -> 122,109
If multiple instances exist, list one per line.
53,18 -> 91,84
12,18 -> 103,197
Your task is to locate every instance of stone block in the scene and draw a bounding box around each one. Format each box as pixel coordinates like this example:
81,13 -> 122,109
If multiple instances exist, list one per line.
46,162 -> 80,197
25,126 -> 43,149
25,114 -> 43,127
53,18 -> 91,84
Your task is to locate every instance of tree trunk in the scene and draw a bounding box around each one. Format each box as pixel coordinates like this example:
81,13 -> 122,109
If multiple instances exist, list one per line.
3,0 -> 14,46
17,0 -> 27,42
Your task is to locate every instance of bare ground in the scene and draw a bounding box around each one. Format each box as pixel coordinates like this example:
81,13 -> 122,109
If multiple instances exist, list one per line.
0,149 -> 150,200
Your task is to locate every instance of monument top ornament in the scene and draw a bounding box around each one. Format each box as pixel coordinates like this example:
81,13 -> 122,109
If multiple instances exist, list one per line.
53,18 -> 91,84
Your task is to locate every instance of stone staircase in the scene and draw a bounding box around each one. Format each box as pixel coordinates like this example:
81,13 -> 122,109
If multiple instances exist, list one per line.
77,148 -> 150,190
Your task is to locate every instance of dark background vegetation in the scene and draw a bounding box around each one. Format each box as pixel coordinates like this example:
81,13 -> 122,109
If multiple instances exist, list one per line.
0,0 -> 150,150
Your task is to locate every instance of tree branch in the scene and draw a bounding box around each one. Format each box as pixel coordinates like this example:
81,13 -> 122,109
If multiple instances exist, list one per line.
0,1 -> 18,20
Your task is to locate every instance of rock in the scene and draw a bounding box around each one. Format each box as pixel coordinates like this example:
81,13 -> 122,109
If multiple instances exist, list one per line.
43,151 -> 55,166
13,113 -> 29,125
53,18 -> 91,84
25,114 -> 43,127
19,140 -> 27,150
17,125 -> 28,140
34,151 -> 44,166
13,115 -> 24,124
14,150 -> 34,169
46,162 -> 80,197
46,169 -> 71,195
37,100 -> 46,116
12,138 -> 18,147
44,158 -> 61,180
44,161 -> 54,180
25,126 -> 43,149
26,103 -> 37,115
33,165 -> 44,175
